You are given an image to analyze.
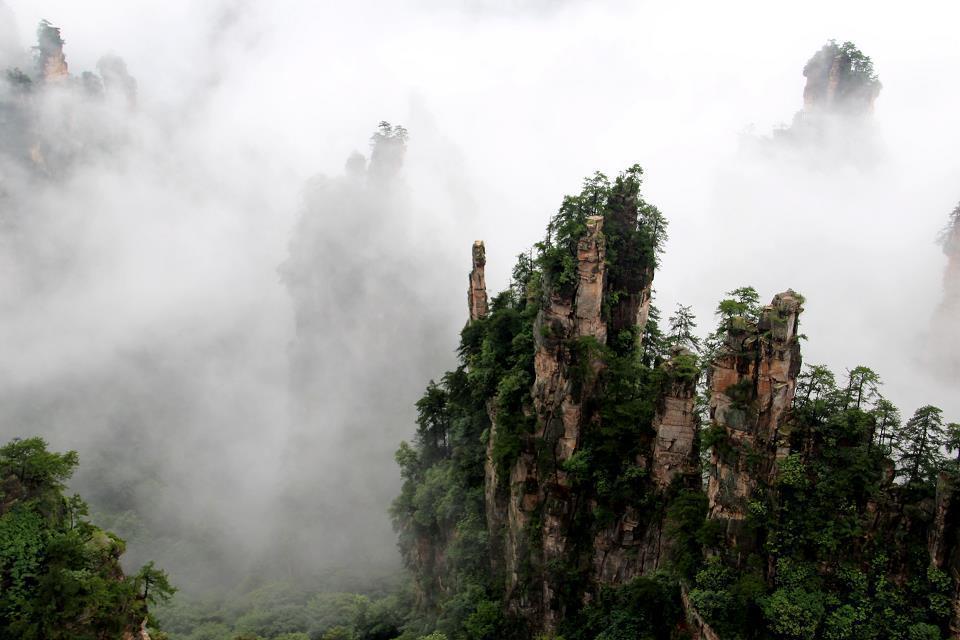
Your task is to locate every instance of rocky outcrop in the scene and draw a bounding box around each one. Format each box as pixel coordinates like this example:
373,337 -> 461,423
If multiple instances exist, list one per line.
485,211 -> 693,631
652,348 -> 700,488
36,21 -> 68,82
471,242 -> 505,565
570,216 -> 608,344
409,165 -> 956,636
801,41 -> 880,116
409,529 -> 453,610
764,41 -> 882,161
706,291 -> 803,557
468,241 -> 488,322
501,215 -> 609,628
459,229 -> 807,632
591,505 -> 666,585
528,214 -> 607,465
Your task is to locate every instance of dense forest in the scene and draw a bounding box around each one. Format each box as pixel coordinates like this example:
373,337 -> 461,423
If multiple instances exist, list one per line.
0,437 -> 173,638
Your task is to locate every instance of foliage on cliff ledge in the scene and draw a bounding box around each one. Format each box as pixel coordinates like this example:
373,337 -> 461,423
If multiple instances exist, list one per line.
683,354 -> 958,640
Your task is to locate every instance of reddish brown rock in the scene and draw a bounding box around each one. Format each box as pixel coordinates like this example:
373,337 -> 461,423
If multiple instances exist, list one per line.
501,216 -> 609,629
706,291 -> 803,555
468,240 -> 488,322
498,214 -> 695,630
652,348 -> 700,488
572,216 -> 607,342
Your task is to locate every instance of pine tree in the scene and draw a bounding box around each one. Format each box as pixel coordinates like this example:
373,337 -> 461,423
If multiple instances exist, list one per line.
667,303 -> 700,353
640,303 -> 669,367
895,405 -> 947,485
844,365 -> 881,410
871,398 -> 901,450
715,286 -> 761,323
945,421 -> 960,464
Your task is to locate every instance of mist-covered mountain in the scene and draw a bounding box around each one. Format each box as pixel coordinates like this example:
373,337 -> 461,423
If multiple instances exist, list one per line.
1,3 -> 960,639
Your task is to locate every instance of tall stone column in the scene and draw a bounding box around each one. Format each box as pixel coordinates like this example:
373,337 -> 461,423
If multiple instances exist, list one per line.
468,241 -> 488,322
705,291 -> 803,560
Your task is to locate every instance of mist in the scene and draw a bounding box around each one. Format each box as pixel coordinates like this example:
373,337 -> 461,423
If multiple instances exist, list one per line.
2,0 -> 959,596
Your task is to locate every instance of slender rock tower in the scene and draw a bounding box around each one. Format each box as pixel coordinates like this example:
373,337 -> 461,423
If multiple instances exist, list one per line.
706,291 -> 804,561
468,241 -> 488,322
36,21 -> 68,82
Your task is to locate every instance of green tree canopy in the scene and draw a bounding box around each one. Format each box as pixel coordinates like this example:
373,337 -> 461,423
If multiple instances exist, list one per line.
667,303 -> 700,352
0,437 -> 174,639
895,406 -> 947,485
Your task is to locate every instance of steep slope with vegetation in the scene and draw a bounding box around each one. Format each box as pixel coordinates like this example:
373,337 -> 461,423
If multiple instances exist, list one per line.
0,437 -> 173,639
392,166 -> 960,639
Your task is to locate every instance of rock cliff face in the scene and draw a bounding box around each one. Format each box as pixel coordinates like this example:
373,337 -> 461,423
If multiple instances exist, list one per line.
475,207 -> 697,631
652,348 -> 700,489
706,292 -> 803,558
499,215 -> 609,628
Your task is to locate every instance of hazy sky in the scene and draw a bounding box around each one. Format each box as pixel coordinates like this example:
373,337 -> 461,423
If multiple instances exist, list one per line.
2,0 -> 959,588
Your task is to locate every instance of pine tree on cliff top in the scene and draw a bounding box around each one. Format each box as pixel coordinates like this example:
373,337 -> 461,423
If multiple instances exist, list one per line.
895,405 -> 947,485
